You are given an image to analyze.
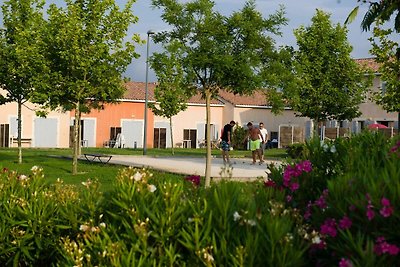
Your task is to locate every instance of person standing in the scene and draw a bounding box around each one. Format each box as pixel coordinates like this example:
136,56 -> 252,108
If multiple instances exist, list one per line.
220,120 -> 236,165
259,122 -> 268,161
244,122 -> 264,165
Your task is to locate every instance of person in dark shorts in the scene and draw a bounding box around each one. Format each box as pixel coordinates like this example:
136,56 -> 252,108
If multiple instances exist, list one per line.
220,120 -> 236,165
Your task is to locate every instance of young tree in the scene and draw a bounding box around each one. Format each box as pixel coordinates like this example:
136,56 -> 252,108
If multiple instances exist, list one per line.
152,0 -> 287,187
370,27 -> 400,124
346,1 -> 400,132
292,9 -> 369,134
0,0 -> 48,163
44,0 -> 141,174
149,41 -> 192,155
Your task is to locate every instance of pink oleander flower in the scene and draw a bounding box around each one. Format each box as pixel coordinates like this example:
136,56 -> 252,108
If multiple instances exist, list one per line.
304,201 -> 313,220
339,216 -> 352,230
185,175 -> 201,186
366,209 -> 375,221
315,189 -> 329,209
380,206 -> 394,218
389,140 -> 400,154
339,258 -> 353,267
374,237 -> 400,256
290,182 -> 299,192
381,197 -> 391,207
286,195 -> 293,203
264,179 -> 276,188
300,160 -> 312,173
320,218 -> 337,237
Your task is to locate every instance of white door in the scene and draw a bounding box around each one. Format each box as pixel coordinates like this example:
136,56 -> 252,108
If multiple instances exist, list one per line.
122,120 -> 143,148
34,118 -> 58,147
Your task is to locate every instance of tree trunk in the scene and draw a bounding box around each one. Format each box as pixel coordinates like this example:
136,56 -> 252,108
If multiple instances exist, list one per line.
170,117 -> 174,155
205,89 -> 212,187
17,99 -> 22,164
72,102 -> 81,175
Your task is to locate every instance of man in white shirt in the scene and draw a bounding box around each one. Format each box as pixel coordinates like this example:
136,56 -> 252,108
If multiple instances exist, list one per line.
259,122 -> 268,161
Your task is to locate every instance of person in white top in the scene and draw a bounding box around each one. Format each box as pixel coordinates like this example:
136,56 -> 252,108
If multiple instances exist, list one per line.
259,122 -> 268,161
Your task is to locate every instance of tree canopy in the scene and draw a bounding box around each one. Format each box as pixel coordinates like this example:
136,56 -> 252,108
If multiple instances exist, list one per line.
152,0 -> 288,186
292,9 -> 369,125
0,0 -> 48,163
44,0 -> 141,174
149,41 -> 193,155
370,27 -> 400,114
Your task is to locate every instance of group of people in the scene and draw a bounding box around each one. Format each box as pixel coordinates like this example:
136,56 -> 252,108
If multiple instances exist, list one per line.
220,120 -> 268,165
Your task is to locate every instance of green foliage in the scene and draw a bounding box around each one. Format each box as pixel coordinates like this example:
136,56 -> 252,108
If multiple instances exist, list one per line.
149,40 -> 192,119
0,166 -> 309,266
152,0 -> 288,186
369,26 -> 400,113
0,0 -> 48,104
0,0 -> 49,163
267,131 -> 400,266
286,143 -> 306,159
231,125 -> 247,150
0,166 -> 100,265
291,9 -> 370,124
43,0 -> 141,174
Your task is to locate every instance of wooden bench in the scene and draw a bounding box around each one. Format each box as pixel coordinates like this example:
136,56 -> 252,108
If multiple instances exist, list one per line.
83,153 -> 112,164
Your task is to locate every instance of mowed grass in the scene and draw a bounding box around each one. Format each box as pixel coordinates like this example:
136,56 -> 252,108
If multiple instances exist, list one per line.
0,147 -> 287,191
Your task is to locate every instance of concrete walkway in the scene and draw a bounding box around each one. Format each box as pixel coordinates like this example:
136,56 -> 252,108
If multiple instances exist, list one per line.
107,155 -> 281,181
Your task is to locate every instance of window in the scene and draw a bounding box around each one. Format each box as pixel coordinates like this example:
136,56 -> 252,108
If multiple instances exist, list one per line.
381,81 -> 387,96
110,127 -> 121,140
0,124 -> 9,147
183,129 -> 197,148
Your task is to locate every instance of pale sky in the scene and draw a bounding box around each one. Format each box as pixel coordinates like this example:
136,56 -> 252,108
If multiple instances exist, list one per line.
129,0 -> 373,82
0,0 -> 376,82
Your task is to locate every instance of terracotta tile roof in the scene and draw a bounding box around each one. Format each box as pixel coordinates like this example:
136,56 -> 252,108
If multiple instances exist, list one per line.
123,81 -> 223,105
218,89 -> 269,106
354,58 -> 380,72
123,81 -> 157,101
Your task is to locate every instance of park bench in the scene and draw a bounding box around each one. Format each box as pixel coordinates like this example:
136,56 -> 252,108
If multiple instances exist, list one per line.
83,153 -> 112,164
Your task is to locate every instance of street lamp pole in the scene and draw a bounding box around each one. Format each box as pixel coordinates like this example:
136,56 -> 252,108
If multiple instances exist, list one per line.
143,30 -> 155,155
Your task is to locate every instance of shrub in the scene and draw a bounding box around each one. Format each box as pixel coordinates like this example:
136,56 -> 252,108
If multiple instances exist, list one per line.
265,132 -> 400,266
286,143 -> 306,159
232,125 -> 247,150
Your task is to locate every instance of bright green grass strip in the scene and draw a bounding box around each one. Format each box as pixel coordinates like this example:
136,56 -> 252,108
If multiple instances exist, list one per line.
0,147 -> 286,191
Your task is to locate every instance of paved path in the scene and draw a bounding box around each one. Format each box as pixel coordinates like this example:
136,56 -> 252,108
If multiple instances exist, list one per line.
107,155 -> 281,181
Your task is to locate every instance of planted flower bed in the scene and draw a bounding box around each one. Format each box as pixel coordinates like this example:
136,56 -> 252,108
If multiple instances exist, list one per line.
0,132 -> 399,266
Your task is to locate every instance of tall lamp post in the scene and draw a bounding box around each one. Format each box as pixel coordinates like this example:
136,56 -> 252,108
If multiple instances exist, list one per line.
143,30 -> 155,155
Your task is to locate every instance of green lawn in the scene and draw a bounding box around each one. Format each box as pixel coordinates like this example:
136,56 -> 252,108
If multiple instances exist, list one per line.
0,147 -> 287,190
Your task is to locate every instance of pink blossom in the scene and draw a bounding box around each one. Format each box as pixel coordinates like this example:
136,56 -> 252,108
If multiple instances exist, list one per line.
304,201 -> 313,220
381,197 -> 391,207
379,206 -> 394,218
374,237 -> 400,256
315,196 -> 327,209
339,258 -> 353,267
286,195 -> 293,203
264,179 -> 276,188
184,175 -> 201,186
315,189 -> 329,209
338,216 -> 352,230
320,218 -> 337,237
300,160 -> 312,173
366,209 -> 375,221
290,182 -> 299,192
